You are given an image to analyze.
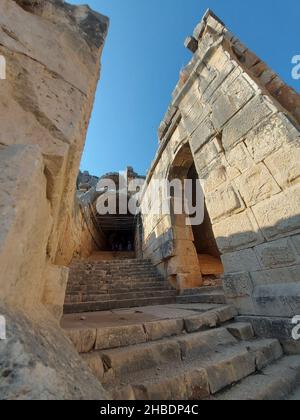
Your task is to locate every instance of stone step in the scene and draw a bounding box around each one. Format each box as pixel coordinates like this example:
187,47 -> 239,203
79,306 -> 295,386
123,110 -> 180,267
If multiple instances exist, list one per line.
67,275 -> 165,282
67,285 -> 174,294
176,292 -> 226,305
71,259 -> 153,268
179,286 -> 223,296
65,305 -> 238,353
66,282 -> 171,293
64,295 -> 177,314
108,338 -> 283,399
66,290 -> 178,304
101,327 -> 238,386
213,356 -> 300,400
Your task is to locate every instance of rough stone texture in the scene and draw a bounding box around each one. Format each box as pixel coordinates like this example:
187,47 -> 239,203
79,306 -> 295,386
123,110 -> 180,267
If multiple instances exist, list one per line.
226,322 -> 254,341
213,210 -> 264,253
221,249 -> 261,273
252,186 -> 300,241
141,9 -> 300,331
96,325 -> 147,350
254,239 -> 299,269
0,304 -> 108,400
0,0 -> 109,400
234,163 -> 281,207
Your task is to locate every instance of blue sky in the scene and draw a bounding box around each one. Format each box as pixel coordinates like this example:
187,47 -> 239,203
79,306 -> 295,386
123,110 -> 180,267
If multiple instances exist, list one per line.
70,0 -> 300,177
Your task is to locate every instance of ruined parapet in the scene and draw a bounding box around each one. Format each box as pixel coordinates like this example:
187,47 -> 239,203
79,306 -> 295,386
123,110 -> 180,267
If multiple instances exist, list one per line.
0,0 -> 109,399
141,10 -> 300,349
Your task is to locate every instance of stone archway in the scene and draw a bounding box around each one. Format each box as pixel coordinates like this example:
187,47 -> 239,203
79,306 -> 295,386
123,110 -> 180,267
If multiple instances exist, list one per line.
166,142 -> 223,290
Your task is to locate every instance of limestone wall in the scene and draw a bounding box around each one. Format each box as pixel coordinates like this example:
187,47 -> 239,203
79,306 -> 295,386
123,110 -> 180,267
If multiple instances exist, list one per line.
141,11 -> 300,330
0,0 -> 109,399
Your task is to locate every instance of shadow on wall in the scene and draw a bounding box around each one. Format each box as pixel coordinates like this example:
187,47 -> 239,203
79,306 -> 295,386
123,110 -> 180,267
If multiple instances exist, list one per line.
141,212 -> 300,319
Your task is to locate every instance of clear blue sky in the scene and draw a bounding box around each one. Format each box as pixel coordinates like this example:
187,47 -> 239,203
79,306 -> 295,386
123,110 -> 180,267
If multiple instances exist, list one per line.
70,0 -> 300,177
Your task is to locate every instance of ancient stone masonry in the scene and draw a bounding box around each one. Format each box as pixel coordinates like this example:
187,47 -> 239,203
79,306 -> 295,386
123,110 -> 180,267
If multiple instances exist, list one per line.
0,0 -> 109,399
140,10 -> 300,351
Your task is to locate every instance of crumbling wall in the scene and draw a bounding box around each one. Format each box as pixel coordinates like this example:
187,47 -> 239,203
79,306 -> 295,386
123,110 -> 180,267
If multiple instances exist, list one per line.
141,10 -> 300,347
0,0 -> 109,399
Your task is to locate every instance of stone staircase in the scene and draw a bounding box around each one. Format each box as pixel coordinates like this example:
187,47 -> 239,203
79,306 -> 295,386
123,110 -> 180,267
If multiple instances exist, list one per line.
177,286 -> 226,305
65,304 -> 300,400
64,259 -> 177,314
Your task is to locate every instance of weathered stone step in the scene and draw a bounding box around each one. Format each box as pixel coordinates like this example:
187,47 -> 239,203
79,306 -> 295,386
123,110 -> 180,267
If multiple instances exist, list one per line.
66,281 -> 170,294
67,290 -> 178,303
64,295 -> 177,314
213,356 -> 300,400
179,286 -> 223,296
71,259 -> 153,268
70,273 -> 162,280
67,278 -> 167,288
109,338 -> 283,399
67,285 -> 173,294
176,292 -> 226,305
65,305 -> 238,353
101,327 -> 237,386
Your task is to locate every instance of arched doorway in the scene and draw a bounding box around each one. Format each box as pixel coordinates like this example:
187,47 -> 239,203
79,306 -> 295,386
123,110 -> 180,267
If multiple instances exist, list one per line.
168,143 -> 223,289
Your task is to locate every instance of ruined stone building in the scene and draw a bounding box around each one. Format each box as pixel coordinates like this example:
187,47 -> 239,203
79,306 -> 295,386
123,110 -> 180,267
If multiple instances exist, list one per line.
0,0 -> 300,400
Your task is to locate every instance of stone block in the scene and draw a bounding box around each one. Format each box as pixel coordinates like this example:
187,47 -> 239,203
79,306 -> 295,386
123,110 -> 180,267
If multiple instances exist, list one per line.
81,352 -> 104,381
226,322 -> 254,340
102,341 -> 182,379
185,369 -> 210,400
184,311 -> 219,333
235,163 -> 281,207
179,79 -> 201,114
202,53 -> 237,102
222,272 -> 254,298
144,319 -> 184,341
226,296 -> 257,315
215,305 -> 238,323
95,325 -> 147,350
206,183 -> 245,223
206,350 -> 256,394
204,165 -> 227,193
211,72 -> 255,129
251,186 -> 300,241
189,117 -> 216,153
213,209 -> 264,253
246,339 -> 283,370
264,144 -> 300,189
182,101 -> 210,136
253,282 -> 300,317
226,142 -> 254,173
245,113 -> 299,162
254,238 -> 298,269
193,137 -> 222,175
66,328 -> 97,354
222,95 -> 275,151
178,328 -> 237,361
251,265 -> 300,287
221,249 -> 261,273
